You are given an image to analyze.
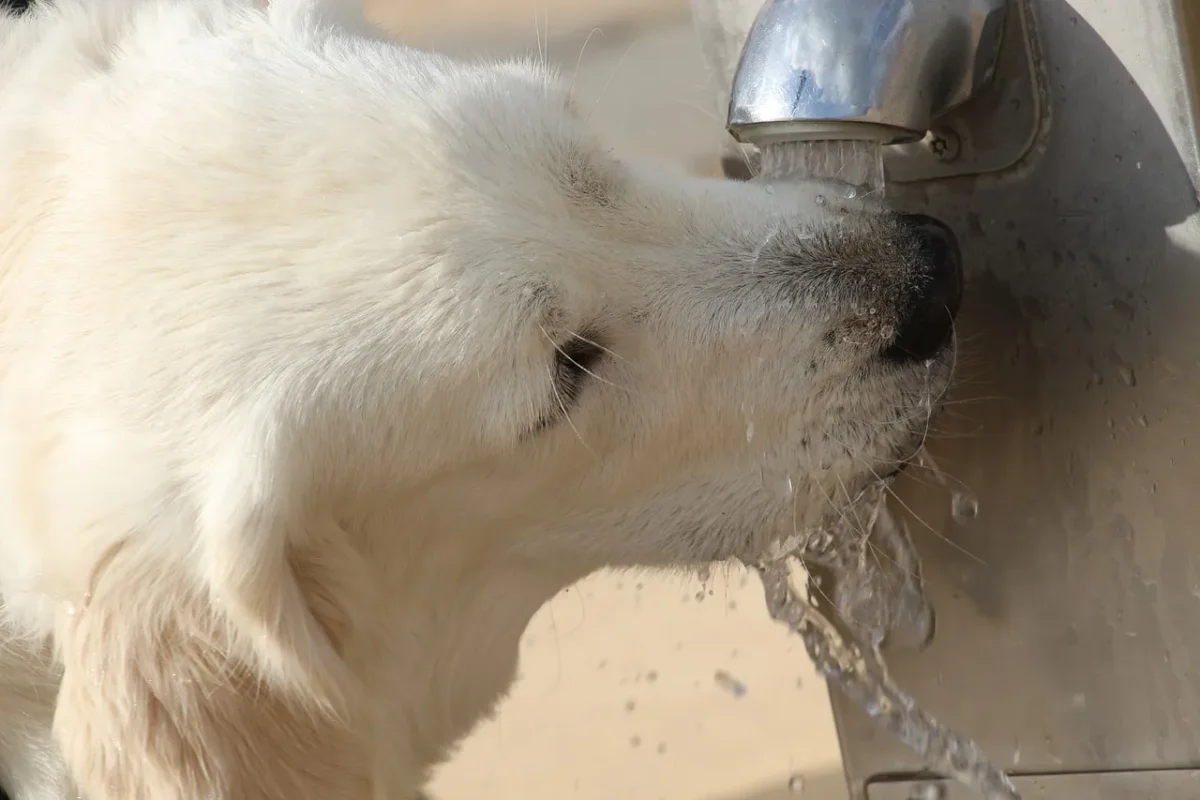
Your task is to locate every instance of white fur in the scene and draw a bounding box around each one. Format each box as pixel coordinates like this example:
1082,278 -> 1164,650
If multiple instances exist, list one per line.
0,0 -> 951,797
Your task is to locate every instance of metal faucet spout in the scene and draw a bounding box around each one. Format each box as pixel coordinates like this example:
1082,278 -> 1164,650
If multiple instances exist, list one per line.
726,0 -> 1009,147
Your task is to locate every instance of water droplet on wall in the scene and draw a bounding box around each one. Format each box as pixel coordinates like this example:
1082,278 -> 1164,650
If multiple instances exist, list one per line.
713,669 -> 748,698
951,492 -> 979,524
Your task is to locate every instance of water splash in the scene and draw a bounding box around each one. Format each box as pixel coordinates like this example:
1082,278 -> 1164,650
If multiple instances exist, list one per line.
753,558 -> 1020,799
747,459 -> 1004,795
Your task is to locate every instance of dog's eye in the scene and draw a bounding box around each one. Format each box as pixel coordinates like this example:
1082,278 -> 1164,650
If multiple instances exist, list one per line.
552,333 -> 606,407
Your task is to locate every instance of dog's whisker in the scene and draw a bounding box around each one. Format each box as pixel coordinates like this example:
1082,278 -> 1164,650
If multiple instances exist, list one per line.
813,422 -> 967,576
545,365 -> 598,459
831,469 -> 909,584
879,479 -> 985,565
787,468 -> 843,612
567,28 -> 604,105
563,328 -> 627,363
666,99 -> 724,124
850,463 -> 932,582
802,442 -> 875,562
793,457 -> 898,626
538,323 -> 634,395
584,39 -> 637,126
532,4 -> 546,69
923,394 -> 1008,408
910,450 -> 982,498
929,316 -> 961,408
889,358 -> 942,468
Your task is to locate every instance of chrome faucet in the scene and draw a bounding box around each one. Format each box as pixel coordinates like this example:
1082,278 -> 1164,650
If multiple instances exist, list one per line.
726,0 -> 1009,147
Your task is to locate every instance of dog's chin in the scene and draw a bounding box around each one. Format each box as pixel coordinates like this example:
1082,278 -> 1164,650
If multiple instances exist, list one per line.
719,506 -> 851,569
744,459 -> 908,566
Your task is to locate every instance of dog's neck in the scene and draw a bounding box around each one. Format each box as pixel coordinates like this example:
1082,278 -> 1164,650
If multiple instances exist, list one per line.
349,515 -> 591,791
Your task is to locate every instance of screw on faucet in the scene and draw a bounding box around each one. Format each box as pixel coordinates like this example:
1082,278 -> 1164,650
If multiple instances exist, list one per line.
924,127 -> 962,162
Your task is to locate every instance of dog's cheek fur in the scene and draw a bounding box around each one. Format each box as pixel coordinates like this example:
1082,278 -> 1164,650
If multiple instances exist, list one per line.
52,544 -> 375,800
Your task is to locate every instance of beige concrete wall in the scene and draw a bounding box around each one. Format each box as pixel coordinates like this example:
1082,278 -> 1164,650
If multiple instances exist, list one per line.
365,0 -> 689,42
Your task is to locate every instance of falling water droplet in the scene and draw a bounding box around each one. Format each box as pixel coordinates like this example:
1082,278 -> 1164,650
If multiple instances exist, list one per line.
746,422 -> 756,443
63,601 -> 76,617
787,774 -> 806,794
951,492 -> 979,524
713,669 -> 748,698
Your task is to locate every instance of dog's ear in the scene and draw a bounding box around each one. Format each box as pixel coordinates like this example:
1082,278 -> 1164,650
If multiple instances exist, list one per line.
53,539 -> 373,799
194,426 -> 366,714
200,506 -> 362,712
53,427 -> 374,797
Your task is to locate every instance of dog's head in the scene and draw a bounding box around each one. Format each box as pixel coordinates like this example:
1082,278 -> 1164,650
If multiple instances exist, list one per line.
343,58 -> 960,570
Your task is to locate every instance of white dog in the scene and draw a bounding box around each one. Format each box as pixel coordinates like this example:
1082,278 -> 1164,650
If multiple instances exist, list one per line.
0,0 -> 962,797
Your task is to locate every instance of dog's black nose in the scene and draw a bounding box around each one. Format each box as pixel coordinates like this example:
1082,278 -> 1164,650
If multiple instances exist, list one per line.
884,214 -> 963,363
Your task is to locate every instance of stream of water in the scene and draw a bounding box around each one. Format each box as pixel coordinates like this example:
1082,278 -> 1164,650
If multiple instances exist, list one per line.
757,139 -> 887,197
